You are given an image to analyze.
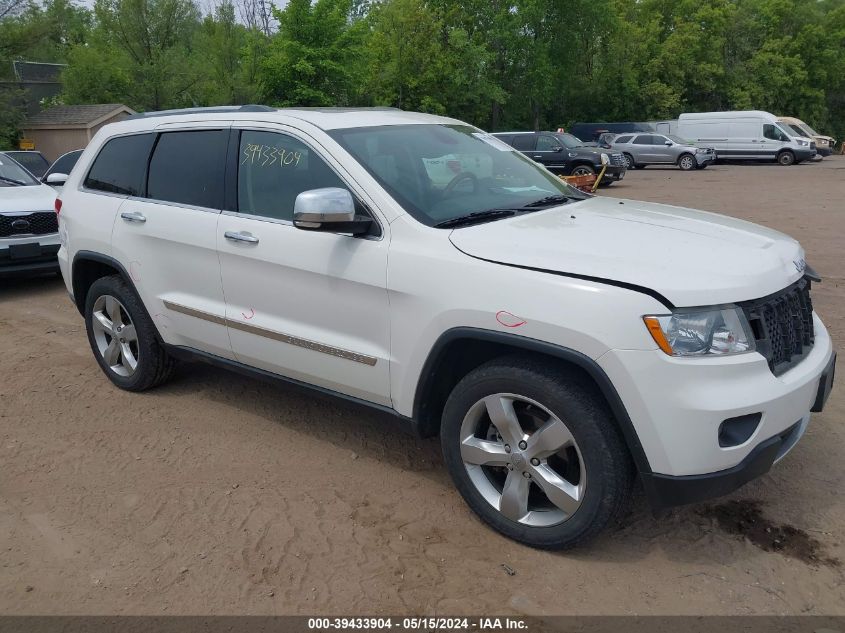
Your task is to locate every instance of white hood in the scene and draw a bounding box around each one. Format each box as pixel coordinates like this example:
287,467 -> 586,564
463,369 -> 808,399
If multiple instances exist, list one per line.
0,183 -> 57,213
448,197 -> 805,307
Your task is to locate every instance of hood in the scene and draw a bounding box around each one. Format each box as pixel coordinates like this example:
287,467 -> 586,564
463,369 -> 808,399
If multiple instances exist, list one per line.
448,197 -> 805,307
0,183 -> 57,213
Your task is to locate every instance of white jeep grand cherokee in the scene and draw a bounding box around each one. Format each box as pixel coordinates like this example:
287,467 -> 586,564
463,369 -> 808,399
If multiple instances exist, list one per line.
57,106 -> 836,549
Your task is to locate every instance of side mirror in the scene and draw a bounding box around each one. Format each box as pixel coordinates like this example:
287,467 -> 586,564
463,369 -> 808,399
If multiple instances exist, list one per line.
552,146 -> 564,152
664,140 -> 673,146
293,187 -> 372,235
45,172 -> 68,185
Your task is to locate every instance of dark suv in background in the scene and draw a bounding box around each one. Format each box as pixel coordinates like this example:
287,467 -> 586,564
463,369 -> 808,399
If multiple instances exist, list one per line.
493,131 -> 626,185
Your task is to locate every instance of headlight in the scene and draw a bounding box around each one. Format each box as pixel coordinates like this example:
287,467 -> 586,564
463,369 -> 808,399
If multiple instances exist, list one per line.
796,138 -> 810,146
600,153 -> 610,165
643,307 -> 755,356
695,147 -> 707,153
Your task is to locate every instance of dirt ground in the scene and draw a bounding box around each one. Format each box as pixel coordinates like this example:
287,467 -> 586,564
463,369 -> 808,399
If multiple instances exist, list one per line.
2,157 -> 844,616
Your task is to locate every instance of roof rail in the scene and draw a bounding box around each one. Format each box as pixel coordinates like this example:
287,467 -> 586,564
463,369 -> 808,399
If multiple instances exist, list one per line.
127,105 -> 276,119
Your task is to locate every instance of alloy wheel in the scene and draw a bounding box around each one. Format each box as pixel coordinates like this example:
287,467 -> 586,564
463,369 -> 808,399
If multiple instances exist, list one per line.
459,393 -> 586,527
91,294 -> 139,377
571,166 -> 594,177
679,155 -> 694,170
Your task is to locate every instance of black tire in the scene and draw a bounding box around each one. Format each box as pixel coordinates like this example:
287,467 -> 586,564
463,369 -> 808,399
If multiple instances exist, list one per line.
677,153 -> 696,171
777,150 -> 795,166
632,164 -> 646,169
441,356 -> 634,550
570,164 -> 595,177
622,153 -> 635,169
84,275 -> 175,391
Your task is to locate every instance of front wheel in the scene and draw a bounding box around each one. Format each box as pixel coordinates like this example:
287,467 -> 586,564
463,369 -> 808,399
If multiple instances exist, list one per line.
677,153 -> 696,171
441,357 -> 634,549
622,153 -> 635,169
777,150 -> 796,166
570,165 -> 596,177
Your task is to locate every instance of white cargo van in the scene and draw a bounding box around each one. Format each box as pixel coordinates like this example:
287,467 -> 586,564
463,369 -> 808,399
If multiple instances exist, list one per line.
678,111 -> 816,165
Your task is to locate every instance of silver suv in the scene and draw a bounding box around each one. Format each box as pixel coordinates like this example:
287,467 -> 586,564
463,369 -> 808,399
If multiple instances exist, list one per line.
610,133 -> 716,171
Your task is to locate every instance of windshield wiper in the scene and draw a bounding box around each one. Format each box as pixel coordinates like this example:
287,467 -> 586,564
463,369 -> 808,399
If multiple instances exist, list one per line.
434,209 -> 517,228
0,176 -> 25,186
520,194 -> 572,208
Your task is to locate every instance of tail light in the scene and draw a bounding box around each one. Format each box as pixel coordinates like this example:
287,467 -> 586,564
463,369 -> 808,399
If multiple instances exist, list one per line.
55,198 -> 62,215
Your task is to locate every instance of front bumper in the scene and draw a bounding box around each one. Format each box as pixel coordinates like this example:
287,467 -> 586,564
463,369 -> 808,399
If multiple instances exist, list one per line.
795,147 -> 817,161
600,164 -> 626,182
598,312 -> 835,505
0,233 -> 60,277
695,151 -> 717,165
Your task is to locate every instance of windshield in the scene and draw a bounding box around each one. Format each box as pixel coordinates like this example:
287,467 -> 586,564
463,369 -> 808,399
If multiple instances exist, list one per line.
666,134 -> 692,144
0,155 -> 40,186
556,133 -> 582,148
329,124 -> 587,227
788,122 -> 817,138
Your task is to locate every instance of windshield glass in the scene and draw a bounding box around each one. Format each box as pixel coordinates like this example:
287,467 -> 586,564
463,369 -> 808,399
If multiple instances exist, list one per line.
789,122 -> 817,137
666,134 -> 692,144
329,124 -> 587,227
556,133 -> 582,148
0,155 -> 40,186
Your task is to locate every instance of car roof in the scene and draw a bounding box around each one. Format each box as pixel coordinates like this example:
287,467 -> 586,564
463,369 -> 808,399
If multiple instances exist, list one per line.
103,106 -> 466,134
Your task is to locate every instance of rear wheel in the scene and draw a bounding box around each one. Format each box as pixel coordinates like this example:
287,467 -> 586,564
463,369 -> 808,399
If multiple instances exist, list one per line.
677,153 -> 696,171
777,150 -> 795,166
84,275 -> 175,391
441,357 -> 634,549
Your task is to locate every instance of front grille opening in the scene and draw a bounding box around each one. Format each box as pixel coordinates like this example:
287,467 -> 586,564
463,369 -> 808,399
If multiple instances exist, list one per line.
0,212 -> 58,237
741,278 -> 815,376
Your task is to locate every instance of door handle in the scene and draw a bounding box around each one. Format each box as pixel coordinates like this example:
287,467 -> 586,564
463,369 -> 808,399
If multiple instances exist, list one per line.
120,211 -> 146,223
224,230 -> 259,244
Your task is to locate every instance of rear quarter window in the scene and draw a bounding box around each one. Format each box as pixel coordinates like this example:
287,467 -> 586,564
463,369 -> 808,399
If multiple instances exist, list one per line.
614,135 -> 633,144
84,134 -> 155,196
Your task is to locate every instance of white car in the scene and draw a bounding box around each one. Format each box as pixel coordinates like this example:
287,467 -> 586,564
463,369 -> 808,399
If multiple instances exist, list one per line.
0,154 -> 60,277
56,106 -> 836,549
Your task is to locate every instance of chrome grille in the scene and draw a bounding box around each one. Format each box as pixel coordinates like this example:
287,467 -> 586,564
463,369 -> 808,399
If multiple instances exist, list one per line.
610,153 -> 626,167
740,278 -> 815,376
0,212 -> 58,237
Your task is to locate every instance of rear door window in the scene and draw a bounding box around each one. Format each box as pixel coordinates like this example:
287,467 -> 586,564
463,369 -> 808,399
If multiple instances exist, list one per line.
84,134 -> 155,196
147,130 -> 228,208
632,135 -> 653,145
511,135 -> 536,151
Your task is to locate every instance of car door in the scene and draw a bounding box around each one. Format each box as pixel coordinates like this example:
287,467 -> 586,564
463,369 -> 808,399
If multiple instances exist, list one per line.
650,135 -> 675,163
109,124 -> 234,360
216,125 -> 391,406
630,134 -> 655,163
761,123 -> 788,159
531,134 -> 568,172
